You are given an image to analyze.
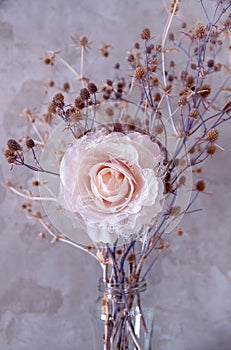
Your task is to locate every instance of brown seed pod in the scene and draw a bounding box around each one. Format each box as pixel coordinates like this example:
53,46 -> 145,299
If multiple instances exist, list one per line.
153,92 -> 161,102
140,27 -> 151,40
207,144 -> 216,155
63,82 -> 70,92
194,24 -> 206,39
47,103 -> 56,115
206,128 -> 219,142
7,139 -> 22,151
48,80 -> 55,87
189,108 -> 199,119
134,42 -> 140,49
207,59 -> 214,68
53,93 -> 65,108
74,97 -> 85,109
163,84 -> 172,94
190,63 -> 197,70
178,228 -> 183,236
196,180 -> 205,192
169,32 -> 175,41
154,125 -> 164,134
7,155 -> 17,163
4,149 -> 14,158
43,58 -> 51,65
87,82 -> 98,94
178,96 -> 188,107
26,138 -> 35,149
169,206 -> 181,216
80,88 -> 90,100
134,66 -> 146,80
186,75 -> 195,87
198,84 -> 211,98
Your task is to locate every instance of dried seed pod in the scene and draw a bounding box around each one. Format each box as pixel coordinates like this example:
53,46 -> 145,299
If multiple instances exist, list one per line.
4,149 -> 14,158
206,128 -> 218,142
80,88 -> 90,100
207,59 -> 214,68
26,139 -> 35,149
88,82 -> 98,94
169,206 -> 181,216
140,27 -> 151,40
75,97 -> 85,109
186,75 -> 195,87
178,228 -> 183,236
134,42 -> 140,49
196,180 -> 205,192
207,144 -> 216,155
198,84 -> 211,98
63,82 -> 70,92
189,108 -> 199,119
134,66 -> 146,80
169,32 -> 175,41
178,96 -> 188,107
154,125 -> 164,134
53,93 -> 65,108
49,80 -> 55,87
153,92 -> 161,102
7,139 -> 22,151
43,58 -> 51,65
190,63 -> 197,70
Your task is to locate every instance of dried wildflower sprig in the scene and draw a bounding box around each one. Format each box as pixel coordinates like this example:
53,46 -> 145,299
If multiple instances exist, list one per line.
5,138 -> 59,176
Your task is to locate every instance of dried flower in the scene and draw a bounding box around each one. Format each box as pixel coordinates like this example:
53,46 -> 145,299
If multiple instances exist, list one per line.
140,27 -> 151,40
198,84 -> 211,98
7,139 -> 21,151
169,206 -> 181,216
206,128 -> 219,142
74,97 -> 85,109
80,88 -> 90,100
53,93 -> 65,108
196,180 -> 205,192
193,24 -> 206,39
43,58 -> 51,65
207,59 -> 214,68
49,80 -> 55,87
189,108 -> 199,119
63,82 -> 70,92
100,43 -> 111,57
207,144 -> 216,155
169,32 -> 175,41
87,82 -> 98,94
26,139 -> 35,149
134,66 -> 146,80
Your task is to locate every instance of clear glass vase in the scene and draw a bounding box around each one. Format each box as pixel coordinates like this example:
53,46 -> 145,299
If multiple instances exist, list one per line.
92,278 -> 154,350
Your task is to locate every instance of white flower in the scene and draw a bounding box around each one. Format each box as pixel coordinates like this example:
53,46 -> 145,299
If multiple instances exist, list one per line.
59,131 -> 164,243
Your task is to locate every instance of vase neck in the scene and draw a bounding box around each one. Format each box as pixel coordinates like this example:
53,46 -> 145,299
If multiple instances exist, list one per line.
98,278 -> 147,297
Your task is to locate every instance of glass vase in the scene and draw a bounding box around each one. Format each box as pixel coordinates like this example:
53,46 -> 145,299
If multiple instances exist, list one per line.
92,278 -> 154,350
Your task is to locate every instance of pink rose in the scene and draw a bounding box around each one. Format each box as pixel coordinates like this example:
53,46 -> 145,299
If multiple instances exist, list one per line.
59,131 -> 164,243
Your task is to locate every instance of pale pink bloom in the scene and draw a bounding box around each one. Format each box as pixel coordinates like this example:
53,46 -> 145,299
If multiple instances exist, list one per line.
59,131 -> 164,243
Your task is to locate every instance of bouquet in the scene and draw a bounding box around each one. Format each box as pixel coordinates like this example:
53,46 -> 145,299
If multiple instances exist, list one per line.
4,0 -> 231,348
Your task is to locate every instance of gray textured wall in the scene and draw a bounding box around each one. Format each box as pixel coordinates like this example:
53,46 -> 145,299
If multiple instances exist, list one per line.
0,1 -> 231,349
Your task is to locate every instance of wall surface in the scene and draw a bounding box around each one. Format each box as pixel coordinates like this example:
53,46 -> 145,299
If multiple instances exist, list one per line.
0,1 -> 231,349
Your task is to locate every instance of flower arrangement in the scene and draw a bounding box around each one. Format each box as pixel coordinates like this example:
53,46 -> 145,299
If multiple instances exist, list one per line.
4,0 -> 231,348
